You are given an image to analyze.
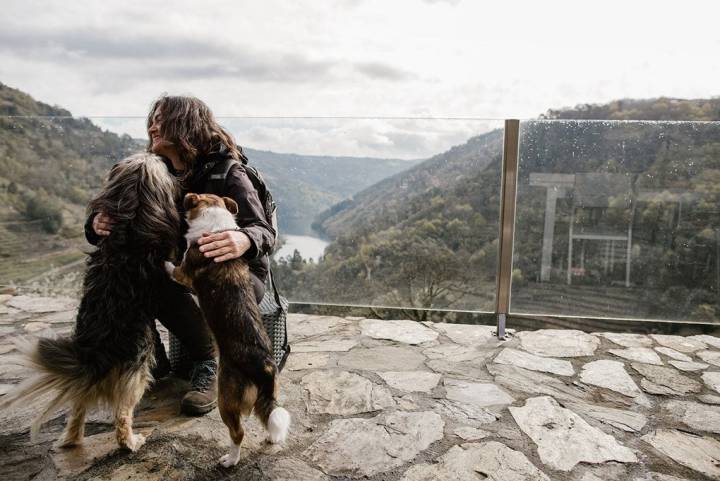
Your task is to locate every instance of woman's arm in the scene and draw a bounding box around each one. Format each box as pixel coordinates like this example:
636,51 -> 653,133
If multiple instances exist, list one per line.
84,212 -> 114,245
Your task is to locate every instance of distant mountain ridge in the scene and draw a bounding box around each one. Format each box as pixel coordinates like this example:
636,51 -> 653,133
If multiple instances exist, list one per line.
244,148 -> 418,235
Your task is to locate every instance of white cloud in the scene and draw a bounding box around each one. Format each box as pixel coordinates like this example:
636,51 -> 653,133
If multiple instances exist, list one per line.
1,0 -> 719,158
93,116 -> 499,159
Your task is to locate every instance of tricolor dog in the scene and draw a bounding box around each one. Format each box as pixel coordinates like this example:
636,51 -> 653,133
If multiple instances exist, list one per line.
168,192 -> 290,467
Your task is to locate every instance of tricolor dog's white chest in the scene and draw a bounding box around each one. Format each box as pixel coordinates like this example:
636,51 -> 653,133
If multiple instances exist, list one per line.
184,206 -> 239,248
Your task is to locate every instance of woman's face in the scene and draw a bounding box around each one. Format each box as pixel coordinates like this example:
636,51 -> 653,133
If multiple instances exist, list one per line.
148,110 -> 179,160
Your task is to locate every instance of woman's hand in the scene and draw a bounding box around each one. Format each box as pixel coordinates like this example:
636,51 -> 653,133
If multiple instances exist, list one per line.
197,230 -> 252,262
92,212 -> 114,236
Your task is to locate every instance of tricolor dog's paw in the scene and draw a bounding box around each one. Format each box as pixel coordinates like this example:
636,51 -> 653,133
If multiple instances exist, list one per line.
219,448 -> 241,467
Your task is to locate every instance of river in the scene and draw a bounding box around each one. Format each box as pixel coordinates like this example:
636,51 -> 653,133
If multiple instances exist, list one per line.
274,234 -> 329,262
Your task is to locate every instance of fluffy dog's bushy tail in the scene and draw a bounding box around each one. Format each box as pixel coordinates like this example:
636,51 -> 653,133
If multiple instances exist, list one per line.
1,337 -> 91,439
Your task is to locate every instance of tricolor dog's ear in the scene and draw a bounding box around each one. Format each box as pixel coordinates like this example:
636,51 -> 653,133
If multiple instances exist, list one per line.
222,197 -> 239,215
184,193 -> 200,210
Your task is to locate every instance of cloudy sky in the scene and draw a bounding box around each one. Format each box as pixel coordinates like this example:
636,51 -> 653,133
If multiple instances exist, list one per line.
2,0 -> 719,159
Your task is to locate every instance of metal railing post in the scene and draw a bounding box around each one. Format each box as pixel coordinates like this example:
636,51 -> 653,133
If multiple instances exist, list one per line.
495,119 -> 520,339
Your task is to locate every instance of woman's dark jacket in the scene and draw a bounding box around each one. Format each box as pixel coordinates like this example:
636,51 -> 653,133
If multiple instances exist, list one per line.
84,149 -> 275,283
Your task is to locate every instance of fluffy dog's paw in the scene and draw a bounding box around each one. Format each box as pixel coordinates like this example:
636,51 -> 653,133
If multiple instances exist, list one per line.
121,433 -> 146,452
164,261 -> 176,278
55,437 -> 82,450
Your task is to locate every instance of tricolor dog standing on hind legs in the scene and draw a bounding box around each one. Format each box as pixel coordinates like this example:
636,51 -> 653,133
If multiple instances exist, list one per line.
0,153 -> 181,451
167,192 -> 290,467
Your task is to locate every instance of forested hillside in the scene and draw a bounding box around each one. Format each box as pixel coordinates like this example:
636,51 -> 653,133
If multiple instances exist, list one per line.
0,83 -> 136,232
277,97 -> 720,323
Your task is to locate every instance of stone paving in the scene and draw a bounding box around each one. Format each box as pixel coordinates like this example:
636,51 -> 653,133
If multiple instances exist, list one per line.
1,295 -> 720,480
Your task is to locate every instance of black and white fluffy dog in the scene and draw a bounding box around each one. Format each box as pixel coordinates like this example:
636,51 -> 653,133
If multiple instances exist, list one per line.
1,153 -> 179,451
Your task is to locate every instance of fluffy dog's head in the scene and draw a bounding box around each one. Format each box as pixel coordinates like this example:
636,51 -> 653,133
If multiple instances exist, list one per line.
88,153 -> 180,254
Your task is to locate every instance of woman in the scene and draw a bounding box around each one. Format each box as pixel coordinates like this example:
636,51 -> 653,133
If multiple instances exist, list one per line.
85,95 -> 275,416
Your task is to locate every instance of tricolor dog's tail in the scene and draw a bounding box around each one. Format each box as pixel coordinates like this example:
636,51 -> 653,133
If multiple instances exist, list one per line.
1,337 -> 92,439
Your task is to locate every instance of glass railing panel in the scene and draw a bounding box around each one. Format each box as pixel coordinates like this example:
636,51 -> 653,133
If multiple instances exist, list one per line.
0,115 -> 502,316
512,120 -> 720,323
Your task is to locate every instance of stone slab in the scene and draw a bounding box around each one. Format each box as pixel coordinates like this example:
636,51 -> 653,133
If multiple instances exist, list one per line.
423,343 -> 485,362
631,363 -> 702,395
452,426 -> 491,440
664,400 -> 720,434
433,399 -> 499,427
518,329 -> 600,357
633,474 -> 692,481
641,379 -> 677,396
292,338 -> 359,353
444,378 -> 514,407
285,352 -> 332,371
287,315 -> 354,342
697,350 -> 720,368
7,295 -> 78,313
262,458 -> 329,481
580,360 -> 647,402
360,319 -> 438,344
509,396 -> 637,471
689,334 -> 720,349
304,410 -> 444,477
668,360 -> 708,371
609,347 -> 663,365
400,442 -> 551,481
489,363 -> 592,403
564,401 -> 647,432
699,394 -> 720,405
34,310 -> 77,325
493,347 -> 574,376
23,322 -> 51,333
650,335 -> 707,353
377,371 -> 441,392
300,370 -> 394,415
642,429 -> 720,479
423,344 -> 491,379
655,347 -> 692,362
600,332 -> 653,348
702,371 -> 720,394
427,322 -> 500,346
337,345 -> 426,371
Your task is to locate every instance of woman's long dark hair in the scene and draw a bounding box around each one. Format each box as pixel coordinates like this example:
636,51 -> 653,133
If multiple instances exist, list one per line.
146,95 -> 248,181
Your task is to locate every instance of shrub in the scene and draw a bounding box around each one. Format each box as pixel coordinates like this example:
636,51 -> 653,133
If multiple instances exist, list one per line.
23,192 -> 63,233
